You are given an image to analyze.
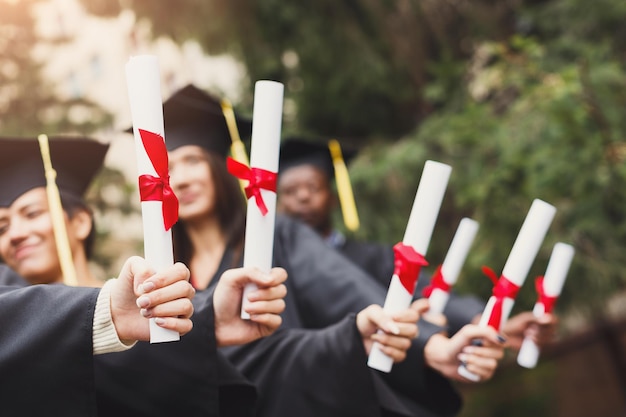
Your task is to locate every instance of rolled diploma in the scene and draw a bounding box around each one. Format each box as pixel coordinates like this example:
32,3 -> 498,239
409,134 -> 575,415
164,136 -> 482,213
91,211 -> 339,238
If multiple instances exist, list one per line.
368,160 -> 452,372
459,198 -> 556,380
428,218 -> 479,315
240,80 -> 284,319
517,242 -> 574,368
125,55 -> 179,343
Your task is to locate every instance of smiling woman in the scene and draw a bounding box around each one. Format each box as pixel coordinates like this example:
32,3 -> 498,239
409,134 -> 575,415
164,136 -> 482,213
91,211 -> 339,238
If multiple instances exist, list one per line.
0,136 -> 109,287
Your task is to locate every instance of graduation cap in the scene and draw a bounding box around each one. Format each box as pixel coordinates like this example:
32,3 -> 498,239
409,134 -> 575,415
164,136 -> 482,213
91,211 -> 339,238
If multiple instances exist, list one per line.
279,137 -> 360,232
0,135 -> 109,286
160,84 -> 252,160
0,135 -> 109,207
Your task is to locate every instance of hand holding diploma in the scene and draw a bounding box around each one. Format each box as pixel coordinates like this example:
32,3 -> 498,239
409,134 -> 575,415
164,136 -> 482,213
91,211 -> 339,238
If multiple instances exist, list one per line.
517,242 -> 574,368
368,160 -> 452,373
458,199 -> 556,381
213,267 -> 288,347
110,257 -> 195,342
227,81 -> 284,319
358,300 -> 427,364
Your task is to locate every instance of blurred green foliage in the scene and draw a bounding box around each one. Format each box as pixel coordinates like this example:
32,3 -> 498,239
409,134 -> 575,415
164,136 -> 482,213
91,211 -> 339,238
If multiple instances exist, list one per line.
70,0 -> 626,319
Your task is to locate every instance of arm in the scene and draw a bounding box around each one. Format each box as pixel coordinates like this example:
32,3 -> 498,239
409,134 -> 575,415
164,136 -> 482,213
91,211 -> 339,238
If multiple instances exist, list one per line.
0,285 -> 100,415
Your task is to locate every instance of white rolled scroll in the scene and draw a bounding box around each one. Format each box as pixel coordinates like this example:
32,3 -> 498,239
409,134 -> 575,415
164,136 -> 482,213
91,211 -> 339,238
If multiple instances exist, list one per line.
368,160 -> 452,373
125,55 -> 179,343
517,242 -> 574,368
459,199 -> 556,380
240,81 -> 284,319
427,218 -> 479,316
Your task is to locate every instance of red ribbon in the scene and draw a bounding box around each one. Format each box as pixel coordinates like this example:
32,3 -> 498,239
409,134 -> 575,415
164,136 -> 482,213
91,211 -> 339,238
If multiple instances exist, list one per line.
393,242 -> 428,294
422,265 -> 452,298
535,276 -> 558,313
481,266 -> 521,330
227,157 -> 277,216
137,129 -> 179,231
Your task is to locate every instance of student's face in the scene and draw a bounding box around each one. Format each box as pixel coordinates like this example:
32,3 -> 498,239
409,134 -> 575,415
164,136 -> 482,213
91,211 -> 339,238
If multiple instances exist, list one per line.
277,164 -> 335,234
169,145 -> 216,222
0,188 -> 63,284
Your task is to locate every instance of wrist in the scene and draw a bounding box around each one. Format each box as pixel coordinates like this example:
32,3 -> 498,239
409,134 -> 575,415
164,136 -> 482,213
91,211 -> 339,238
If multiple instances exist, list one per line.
424,333 -> 449,370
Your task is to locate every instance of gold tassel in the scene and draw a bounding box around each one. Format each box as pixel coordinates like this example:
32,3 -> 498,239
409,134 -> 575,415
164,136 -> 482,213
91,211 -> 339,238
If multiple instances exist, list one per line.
221,98 -> 249,196
328,139 -> 359,232
38,134 -> 78,286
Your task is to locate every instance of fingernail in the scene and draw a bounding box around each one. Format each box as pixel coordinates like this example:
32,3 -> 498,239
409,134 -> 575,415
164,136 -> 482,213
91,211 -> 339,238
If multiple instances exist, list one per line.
471,339 -> 483,347
154,317 -> 165,326
497,334 -> 507,343
139,281 -> 155,294
136,295 -> 150,308
459,360 -> 468,367
140,308 -> 151,318
458,353 -> 468,362
386,322 -> 400,335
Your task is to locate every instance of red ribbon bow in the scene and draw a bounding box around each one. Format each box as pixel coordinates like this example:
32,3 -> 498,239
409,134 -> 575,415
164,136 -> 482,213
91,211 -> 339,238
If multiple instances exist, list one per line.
227,157 -> 277,216
393,242 -> 428,294
422,265 -> 452,298
535,276 -> 558,313
481,266 -> 521,330
137,129 -> 179,231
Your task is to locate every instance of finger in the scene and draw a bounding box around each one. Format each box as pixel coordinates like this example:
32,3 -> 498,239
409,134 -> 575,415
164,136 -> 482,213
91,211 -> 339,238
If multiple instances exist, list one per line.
154,317 -> 193,336
122,256 -> 155,295
141,298 -> 194,319
377,344 -> 408,363
371,332 -> 412,352
140,263 -> 190,294
462,344 -> 505,361
245,299 -> 286,316
410,298 -> 430,315
458,353 -> 498,379
249,313 -> 283,331
391,307 -> 419,323
457,325 -> 506,346
136,280 -> 195,309
248,284 -> 287,302
363,305 -> 401,335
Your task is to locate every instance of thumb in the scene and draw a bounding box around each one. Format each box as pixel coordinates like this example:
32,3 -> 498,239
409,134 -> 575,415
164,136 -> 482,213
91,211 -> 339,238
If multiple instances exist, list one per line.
122,256 -> 155,296
410,298 -> 430,315
360,304 -> 400,335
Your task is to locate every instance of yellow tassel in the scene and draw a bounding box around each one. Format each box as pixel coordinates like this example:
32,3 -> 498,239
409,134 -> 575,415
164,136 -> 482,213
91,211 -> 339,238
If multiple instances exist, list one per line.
38,134 -> 78,286
221,98 -> 249,197
328,139 -> 359,232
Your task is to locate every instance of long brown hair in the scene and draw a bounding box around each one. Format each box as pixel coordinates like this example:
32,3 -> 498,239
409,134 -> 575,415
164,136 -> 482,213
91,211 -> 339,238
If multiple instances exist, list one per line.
172,150 -> 246,267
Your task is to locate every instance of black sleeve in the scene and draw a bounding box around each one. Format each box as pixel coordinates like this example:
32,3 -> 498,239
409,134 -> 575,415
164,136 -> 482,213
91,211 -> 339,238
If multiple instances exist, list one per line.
0,284 -> 100,417
94,288 -> 222,417
220,314 -> 383,417
274,217 -> 462,416
0,264 -> 28,286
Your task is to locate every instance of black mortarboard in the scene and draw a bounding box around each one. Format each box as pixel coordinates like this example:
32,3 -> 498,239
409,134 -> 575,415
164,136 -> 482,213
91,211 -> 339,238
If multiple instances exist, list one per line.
0,136 -> 109,207
161,84 -> 252,156
279,137 -> 360,231
279,137 -> 357,179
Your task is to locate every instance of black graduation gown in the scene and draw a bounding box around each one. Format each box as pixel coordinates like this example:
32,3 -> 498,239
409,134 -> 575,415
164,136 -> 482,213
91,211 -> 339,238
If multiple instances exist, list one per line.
94,287 -> 257,417
216,216 -> 463,417
0,282 -> 100,417
0,264 -> 256,417
0,263 -> 28,287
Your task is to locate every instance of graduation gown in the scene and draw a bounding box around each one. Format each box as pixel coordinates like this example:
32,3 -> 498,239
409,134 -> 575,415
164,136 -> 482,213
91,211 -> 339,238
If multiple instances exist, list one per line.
0,282 -> 100,417
216,216 -> 463,417
0,264 -> 256,417
94,287 -> 257,417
